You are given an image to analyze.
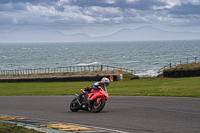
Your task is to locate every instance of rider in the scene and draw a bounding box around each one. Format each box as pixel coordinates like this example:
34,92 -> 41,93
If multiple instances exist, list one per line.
78,77 -> 110,102
84,77 -> 110,93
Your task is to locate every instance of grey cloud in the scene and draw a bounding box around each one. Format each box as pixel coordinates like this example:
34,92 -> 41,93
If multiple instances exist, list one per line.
0,2 -> 27,11
170,4 -> 200,15
0,0 -> 58,4
69,0 -> 165,11
0,0 -> 200,33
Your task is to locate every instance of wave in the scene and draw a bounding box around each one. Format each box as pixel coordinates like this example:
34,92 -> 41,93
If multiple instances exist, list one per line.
22,47 -> 31,50
135,70 -> 158,77
76,62 -> 100,66
122,61 -> 138,63
1,55 -> 7,59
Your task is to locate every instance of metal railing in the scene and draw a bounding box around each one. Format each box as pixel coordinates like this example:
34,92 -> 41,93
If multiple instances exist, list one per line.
158,57 -> 198,74
0,65 -> 158,77
0,65 -> 133,75
158,63 -> 171,74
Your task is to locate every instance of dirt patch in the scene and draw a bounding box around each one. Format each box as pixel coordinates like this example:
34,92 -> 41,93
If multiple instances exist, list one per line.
0,70 -> 131,79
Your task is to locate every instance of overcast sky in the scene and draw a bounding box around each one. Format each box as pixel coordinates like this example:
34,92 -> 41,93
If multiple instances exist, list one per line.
0,0 -> 200,37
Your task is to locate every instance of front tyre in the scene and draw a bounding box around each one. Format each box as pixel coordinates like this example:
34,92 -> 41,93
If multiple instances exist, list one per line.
70,98 -> 80,112
91,99 -> 105,113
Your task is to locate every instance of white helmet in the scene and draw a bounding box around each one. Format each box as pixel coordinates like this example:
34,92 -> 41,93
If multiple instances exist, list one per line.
101,77 -> 110,87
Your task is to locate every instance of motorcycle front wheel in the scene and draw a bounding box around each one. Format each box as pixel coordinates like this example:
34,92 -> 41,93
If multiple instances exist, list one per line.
91,98 -> 105,113
70,98 -> 80,112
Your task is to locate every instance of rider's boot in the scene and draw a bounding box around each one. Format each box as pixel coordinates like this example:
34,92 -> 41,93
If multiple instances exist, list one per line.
75,94 -> 79,99
78,93 -> 83,99
87,100 -> 92,111
76,90 -> 86,99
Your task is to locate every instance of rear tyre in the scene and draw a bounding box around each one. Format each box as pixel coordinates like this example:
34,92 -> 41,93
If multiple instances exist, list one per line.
91,99 -> 105,113
70,98 -> 80,112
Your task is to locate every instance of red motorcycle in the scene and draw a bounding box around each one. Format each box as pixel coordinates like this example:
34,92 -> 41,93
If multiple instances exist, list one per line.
70,86 -> 109,113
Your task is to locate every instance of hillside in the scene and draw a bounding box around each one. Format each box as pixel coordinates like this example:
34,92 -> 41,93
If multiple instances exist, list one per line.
165,62 -> 200,72
163,62 -> 200,77
1,26 -> 200,42
94,26 -> 200,41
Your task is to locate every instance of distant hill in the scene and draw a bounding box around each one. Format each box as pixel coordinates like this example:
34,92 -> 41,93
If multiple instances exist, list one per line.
0,26 -> 200,42
0,28 -> 91,42
94,26 -> 200,41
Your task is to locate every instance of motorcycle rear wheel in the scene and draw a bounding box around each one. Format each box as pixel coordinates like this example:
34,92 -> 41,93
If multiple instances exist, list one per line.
91,99 -> 105,113
70,98 -> 80,112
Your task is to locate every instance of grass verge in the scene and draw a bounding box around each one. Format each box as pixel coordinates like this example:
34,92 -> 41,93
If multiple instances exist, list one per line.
165,62 -> 200,71
0,121 -> 42,133
0,75 -> 200,97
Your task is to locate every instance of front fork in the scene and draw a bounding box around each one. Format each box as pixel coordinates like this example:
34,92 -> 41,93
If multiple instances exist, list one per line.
75,94 -> 81,106
97,97 -> 102,104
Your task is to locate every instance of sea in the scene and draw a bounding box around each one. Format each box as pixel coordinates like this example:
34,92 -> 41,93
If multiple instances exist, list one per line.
0,40 -> 200,76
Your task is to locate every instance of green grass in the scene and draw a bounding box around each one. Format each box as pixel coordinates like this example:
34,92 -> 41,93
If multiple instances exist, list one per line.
0,76 -> 200,97
110,77 -> 200,97
0,121 -> 43,133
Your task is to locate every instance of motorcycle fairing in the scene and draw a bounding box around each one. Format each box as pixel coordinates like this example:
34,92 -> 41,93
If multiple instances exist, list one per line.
87,93 -> 103,104
87,91 -> 102,101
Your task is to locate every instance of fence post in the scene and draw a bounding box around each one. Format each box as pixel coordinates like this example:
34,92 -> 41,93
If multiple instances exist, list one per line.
100,65 -> 103,71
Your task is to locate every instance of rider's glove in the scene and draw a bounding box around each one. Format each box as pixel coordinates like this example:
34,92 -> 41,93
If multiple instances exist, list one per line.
84,87 -> 90,91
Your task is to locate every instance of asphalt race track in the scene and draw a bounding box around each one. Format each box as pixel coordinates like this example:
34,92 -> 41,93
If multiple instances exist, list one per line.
0,96 -> 200,133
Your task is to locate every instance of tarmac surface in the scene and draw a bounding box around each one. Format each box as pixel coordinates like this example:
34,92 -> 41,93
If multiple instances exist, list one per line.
0,96 -> 200,133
